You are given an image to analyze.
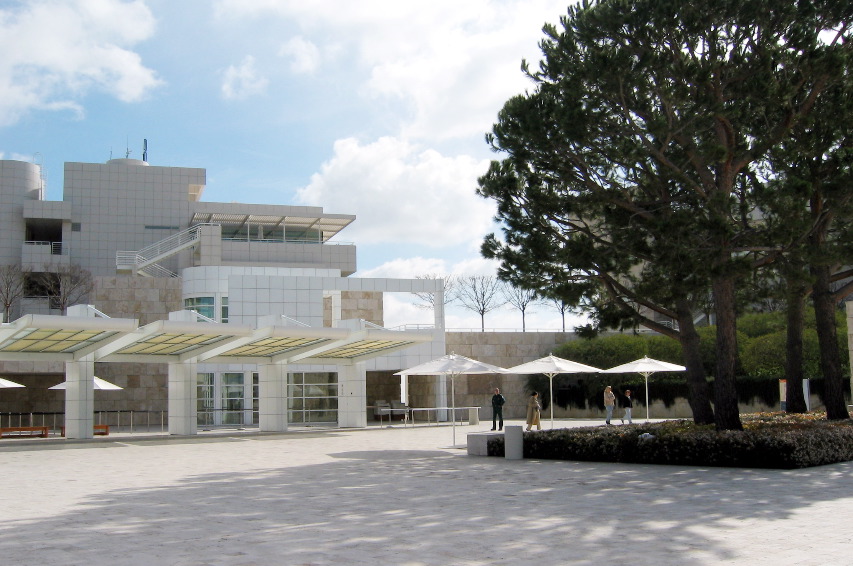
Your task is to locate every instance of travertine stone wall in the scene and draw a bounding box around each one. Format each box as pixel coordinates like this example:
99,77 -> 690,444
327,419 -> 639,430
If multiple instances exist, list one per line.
323,291 -> 384,328
93,275 -> 183,325
90,276 -> 177,413
340,290 -> 383,326
0,276 -> 177,413
445,331 -> 577,419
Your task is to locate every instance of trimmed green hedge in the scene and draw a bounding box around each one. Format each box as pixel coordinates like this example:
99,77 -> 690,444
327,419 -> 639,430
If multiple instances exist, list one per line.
486,413 -> 853,469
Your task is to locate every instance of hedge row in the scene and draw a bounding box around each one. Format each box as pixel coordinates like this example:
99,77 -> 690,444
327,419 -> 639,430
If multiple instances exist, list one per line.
486,415 -> 853,469
526,374 -> 818,411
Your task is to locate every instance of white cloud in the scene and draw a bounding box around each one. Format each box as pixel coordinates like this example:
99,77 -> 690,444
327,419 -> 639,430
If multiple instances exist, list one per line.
221,55 -> 269,100
213,0 -> 570,142
357,257 -> 449,279
296,136 -> 496,248
278,36 -> 320,74
0,0 -> 161,126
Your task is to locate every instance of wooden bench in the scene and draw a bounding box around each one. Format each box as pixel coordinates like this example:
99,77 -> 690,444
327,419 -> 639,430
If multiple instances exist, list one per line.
60,424 -> 110,436
0,426 -> 50,438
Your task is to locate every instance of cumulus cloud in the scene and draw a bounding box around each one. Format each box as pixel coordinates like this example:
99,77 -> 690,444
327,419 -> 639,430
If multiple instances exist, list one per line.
278,36 -> 321,74
221,55 -> 269,100
357,257 -> 450,279
296,136 -> 495,248
213,0 -> 569,141
0,0 -> 161,126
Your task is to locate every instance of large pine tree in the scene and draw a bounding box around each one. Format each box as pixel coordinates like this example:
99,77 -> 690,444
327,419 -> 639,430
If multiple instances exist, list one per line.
479,0 -> 853,429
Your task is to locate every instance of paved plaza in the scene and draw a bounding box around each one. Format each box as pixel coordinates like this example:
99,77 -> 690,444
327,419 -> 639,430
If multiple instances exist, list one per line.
1,419 -> 851,565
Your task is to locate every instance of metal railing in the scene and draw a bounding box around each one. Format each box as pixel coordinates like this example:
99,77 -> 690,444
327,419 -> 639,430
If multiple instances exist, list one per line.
0,411 -> 167,435
116,223 -> 215,274
23,241 -> 65,255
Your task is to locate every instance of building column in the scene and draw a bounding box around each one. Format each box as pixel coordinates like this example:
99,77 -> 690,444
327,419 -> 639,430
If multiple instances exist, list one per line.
64,354 -> 95,439
259,362 -> 288,432
168,361 -> 197,435
338,362 -> 366,428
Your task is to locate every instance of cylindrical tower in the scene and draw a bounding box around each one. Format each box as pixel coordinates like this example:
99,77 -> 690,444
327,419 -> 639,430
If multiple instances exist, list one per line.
0,160 -> 43,265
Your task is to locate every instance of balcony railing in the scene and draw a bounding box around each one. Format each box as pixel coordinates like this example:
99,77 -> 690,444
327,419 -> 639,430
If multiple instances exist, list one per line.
23,241 -> 64,255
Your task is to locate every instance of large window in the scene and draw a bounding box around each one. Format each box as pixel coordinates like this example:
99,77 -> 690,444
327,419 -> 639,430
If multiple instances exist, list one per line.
197,373 -> 215,426
222,372 -> 245,425
184,296 -> 215,319
288,372 -> 338,424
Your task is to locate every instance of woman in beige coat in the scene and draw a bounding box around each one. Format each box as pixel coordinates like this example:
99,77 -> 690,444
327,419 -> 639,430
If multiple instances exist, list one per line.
526,391 -> 542,431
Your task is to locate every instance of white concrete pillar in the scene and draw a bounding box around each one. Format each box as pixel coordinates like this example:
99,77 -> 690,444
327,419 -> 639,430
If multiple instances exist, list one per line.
338,363 -> 367,428
434,290 -> 445,330
64,355 -> 95,439
505,425 -> 524,460
168,361 -> 198,435
258,362 -> 288,432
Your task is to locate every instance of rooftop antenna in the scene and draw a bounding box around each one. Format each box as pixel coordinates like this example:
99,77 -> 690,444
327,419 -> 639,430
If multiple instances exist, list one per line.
143,138 -> 148,162
125,136 -> 131,158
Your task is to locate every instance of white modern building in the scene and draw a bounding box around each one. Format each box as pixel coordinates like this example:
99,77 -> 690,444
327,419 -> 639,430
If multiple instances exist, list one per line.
0,157 -> 447,437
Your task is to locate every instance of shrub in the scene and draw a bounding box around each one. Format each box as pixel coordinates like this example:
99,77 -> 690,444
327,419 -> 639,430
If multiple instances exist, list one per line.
485,413 -> 853,468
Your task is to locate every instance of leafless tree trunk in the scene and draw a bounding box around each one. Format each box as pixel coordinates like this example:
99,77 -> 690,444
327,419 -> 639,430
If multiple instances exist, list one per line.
0,264 -> 31,322
457,275 -> 505,331
503,284 -> 539,331
38,263 -> 94,314
413,273 -> 459,310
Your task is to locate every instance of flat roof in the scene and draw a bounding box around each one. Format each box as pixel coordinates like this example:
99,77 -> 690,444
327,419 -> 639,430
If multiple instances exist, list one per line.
189,212 -> 355,242
0,314 -> 431,366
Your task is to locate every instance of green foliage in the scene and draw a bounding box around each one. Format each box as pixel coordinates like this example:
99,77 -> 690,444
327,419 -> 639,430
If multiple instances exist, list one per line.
742,330 -> 822,379
554,333 -> 683,370
487,414 -> 853,468
737,311 -> 787,338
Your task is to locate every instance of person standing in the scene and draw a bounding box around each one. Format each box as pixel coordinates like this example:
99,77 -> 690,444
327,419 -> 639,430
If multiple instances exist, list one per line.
622,389 -> 633,424
603,385 -> 616,425
491,388 -> 505,431
526,391 -> 542,431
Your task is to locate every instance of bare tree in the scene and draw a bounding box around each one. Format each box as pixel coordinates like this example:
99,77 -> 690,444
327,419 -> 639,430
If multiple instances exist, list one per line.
457,275 -> 505,331
38,264 -> 94,314
0,264 -> 30,322
413,273 -> 459,310
549,297 -> 571,332
503,284 -> 539,332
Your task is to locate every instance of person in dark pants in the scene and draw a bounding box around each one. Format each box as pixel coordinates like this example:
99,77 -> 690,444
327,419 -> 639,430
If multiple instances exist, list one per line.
491,388 -> 505,431
622,389 -> 633,424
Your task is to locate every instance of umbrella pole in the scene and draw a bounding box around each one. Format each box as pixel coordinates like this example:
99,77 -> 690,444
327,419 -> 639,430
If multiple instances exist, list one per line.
548,373 -> 555,429
451,374 -> 456,447
644,372 -> 650,421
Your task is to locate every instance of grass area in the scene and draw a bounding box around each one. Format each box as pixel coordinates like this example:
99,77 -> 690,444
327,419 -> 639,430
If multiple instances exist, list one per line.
487,412 -> 853,469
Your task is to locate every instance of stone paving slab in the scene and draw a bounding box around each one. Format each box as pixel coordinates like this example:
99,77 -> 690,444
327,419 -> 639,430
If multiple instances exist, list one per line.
0,419 -> 851,565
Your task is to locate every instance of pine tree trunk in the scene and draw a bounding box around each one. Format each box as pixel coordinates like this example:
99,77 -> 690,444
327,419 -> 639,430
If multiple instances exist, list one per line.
712,275 -> 743,430
810,262 -> 849,420
676,298 -> 714,424
784,283 -> 807,413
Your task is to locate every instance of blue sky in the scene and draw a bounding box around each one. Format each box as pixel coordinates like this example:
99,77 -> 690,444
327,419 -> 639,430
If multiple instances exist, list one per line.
0,0 -> 583,330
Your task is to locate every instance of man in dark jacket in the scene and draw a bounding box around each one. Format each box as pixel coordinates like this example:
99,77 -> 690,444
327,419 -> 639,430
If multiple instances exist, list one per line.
491,388 -> 505,431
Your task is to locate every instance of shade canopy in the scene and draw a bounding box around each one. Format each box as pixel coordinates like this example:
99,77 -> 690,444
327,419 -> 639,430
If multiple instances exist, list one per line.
395,353 -> 508,446
50,376 -> 123,390
506,354 -> 601,429
395,353 -> 508,377
602,356 -> 686,421
0,377 -> 25,388
507,354 -> 601,376
602,356 -> 686,376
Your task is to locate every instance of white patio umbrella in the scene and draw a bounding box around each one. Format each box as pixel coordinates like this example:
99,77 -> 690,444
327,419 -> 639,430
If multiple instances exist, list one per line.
395,353 -> 509,447
49,376 -> 123,390
0,377 -> 25,388
507,354 -> 601,429
602,356 -> 686,421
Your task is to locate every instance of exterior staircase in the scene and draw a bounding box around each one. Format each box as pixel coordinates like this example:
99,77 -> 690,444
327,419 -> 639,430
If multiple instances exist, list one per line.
116,223 -> 213,277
